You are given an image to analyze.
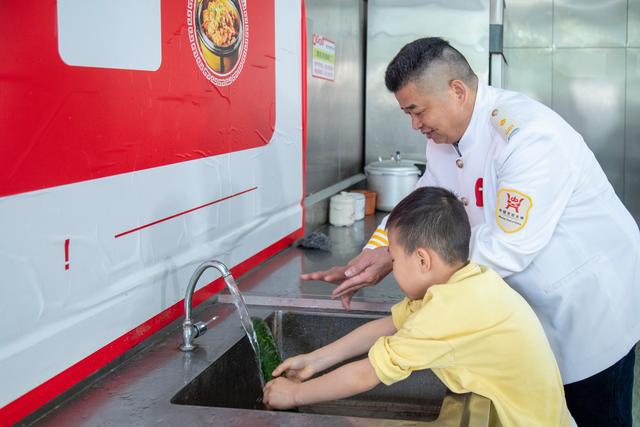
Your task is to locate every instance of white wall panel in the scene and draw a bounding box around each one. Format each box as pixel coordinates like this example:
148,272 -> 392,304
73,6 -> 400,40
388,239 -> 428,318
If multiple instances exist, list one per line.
626,49 -> 640,220
504,0 -> 552,48
503,48 -> 553,106
552,48 -> 626,194
554,0 -> 628,47
57,0 -> 162,71
630,0 -> 640,47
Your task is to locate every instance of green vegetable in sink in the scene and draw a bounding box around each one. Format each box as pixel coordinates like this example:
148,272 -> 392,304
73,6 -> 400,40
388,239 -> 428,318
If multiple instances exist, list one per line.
252,317 -> 282,383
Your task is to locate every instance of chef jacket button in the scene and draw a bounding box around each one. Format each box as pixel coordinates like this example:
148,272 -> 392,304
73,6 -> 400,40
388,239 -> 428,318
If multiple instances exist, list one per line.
461,197 -> 469,206
456,158 -> 464,168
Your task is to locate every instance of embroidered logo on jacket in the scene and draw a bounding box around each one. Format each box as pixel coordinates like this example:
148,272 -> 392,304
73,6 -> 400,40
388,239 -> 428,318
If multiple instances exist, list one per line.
490,108 -> 521,142
496,189 -> 532,233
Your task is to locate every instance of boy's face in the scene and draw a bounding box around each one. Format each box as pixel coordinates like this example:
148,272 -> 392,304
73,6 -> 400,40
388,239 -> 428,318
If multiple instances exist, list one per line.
388,229 -> 429,300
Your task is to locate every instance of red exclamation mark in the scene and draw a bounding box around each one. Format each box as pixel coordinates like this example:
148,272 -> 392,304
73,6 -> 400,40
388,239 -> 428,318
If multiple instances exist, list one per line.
64,239 -> 70,270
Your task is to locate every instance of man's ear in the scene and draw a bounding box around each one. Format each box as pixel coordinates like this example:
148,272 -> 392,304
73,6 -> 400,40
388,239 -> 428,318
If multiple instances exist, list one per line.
415,247 -> 431,273
449,79 -> 467,104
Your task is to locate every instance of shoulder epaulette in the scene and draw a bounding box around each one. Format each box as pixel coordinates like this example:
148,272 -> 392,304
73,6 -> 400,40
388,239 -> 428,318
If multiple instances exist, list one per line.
490,107 -> 521,142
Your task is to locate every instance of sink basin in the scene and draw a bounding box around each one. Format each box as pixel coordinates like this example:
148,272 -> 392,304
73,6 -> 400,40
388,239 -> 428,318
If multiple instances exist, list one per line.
171,310 -> 447,422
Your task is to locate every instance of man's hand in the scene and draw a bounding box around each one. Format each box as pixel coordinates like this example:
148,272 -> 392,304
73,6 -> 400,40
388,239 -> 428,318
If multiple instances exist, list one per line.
263,376 -> 300,410
300,265 -> 349,285
300,247 -> 393,310
272,353 -> 321,382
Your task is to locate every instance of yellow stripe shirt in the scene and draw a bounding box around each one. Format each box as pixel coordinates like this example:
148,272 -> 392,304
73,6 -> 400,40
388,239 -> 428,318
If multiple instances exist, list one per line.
365,227 -> 388,249
368,263 -> 573,427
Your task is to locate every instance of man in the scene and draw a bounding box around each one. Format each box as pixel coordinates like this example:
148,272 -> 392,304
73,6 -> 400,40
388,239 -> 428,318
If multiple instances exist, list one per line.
302,37 -> 639,425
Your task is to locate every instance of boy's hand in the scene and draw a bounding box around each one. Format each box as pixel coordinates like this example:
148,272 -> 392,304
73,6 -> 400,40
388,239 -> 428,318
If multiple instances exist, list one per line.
272,353 -> 320,382
263,377 -> 300,410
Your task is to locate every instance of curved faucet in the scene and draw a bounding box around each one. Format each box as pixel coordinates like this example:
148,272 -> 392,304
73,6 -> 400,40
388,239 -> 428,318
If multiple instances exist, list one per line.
180,260 -> 231,352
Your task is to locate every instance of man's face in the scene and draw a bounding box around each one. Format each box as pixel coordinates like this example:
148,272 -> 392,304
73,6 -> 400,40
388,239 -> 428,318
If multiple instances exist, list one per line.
394,81 -> 467,145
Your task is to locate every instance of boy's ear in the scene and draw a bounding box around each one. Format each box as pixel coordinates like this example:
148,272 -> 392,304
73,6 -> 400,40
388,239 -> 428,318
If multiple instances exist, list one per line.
415,247 -> 431,273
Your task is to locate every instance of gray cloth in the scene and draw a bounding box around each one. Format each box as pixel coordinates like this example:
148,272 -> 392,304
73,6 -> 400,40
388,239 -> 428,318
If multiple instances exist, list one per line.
295,231 -> 332,252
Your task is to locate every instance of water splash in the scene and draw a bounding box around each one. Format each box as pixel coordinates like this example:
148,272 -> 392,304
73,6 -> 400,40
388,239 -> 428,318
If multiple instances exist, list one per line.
223,275 -> 265,388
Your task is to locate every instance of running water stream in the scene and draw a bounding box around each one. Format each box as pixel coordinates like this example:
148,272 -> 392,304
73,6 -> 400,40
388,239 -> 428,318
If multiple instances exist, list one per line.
222,274 -> 266,388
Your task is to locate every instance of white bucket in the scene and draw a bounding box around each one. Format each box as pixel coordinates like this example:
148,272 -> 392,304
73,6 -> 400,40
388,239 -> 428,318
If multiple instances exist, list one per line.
329,192 -> 356,226
347,192 -> 366,221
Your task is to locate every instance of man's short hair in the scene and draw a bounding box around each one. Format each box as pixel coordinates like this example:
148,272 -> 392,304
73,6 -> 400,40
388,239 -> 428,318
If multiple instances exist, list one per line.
387,187 -> 470,264
385,37 -> 477,93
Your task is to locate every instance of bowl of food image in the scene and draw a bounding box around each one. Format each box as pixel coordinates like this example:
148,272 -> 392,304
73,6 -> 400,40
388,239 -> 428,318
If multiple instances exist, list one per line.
196,0 -> 243,68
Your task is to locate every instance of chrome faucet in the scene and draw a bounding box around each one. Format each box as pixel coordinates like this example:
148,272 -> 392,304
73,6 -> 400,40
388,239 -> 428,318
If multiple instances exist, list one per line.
180,260 -> 231,352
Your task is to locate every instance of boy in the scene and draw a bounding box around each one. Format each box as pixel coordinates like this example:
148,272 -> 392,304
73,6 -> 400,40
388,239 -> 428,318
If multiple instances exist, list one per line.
263,187 -> 573,426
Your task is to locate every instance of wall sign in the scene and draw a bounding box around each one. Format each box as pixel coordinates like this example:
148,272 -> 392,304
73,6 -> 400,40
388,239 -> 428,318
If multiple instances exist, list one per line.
311,33 -> 335,81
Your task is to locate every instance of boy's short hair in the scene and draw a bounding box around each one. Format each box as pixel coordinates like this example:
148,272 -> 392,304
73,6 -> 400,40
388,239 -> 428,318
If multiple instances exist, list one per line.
387,187 -> 470,264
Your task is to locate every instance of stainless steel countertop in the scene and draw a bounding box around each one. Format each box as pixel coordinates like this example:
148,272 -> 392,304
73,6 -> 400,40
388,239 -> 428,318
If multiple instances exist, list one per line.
29,215 -> 491,426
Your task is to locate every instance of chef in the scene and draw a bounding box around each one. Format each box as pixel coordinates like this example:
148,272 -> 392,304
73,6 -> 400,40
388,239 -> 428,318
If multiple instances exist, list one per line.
302,37 -> 640,426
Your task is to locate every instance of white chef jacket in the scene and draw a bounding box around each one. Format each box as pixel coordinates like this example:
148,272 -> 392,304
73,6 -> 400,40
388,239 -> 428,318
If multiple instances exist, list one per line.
366,82 -> 640,384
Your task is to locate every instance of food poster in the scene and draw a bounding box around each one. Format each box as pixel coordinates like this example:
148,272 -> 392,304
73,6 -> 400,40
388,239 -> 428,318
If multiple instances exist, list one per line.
0,0 -> 303,421
311,33 -> 336,81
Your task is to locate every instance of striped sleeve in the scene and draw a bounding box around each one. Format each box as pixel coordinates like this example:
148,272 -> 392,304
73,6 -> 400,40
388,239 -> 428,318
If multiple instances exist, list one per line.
363,215 -> 389,250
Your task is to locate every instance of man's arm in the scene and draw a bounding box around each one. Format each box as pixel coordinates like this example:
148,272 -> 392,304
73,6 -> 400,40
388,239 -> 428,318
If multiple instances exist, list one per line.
471,127 -> 578,277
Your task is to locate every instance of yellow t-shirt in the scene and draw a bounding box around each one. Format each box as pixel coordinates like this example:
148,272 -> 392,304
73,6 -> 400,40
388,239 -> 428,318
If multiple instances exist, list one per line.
368,263 -> 573,427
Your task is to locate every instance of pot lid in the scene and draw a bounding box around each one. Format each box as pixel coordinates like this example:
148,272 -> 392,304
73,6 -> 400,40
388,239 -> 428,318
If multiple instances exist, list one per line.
365,158 -> 420,176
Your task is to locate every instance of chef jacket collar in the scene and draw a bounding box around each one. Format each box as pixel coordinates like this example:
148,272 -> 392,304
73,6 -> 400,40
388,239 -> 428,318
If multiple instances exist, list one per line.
456,81 -> 490,154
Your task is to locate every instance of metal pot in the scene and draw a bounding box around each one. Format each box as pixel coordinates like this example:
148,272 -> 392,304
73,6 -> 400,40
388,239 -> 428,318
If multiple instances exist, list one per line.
365,153 -> 420,212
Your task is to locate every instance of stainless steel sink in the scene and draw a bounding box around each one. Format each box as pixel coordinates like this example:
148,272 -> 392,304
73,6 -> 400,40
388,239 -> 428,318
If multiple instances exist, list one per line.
171,310 -> 447,422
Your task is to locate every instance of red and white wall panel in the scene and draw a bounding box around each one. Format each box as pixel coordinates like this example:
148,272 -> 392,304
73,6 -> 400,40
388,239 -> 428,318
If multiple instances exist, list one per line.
0,0 -> 305,423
